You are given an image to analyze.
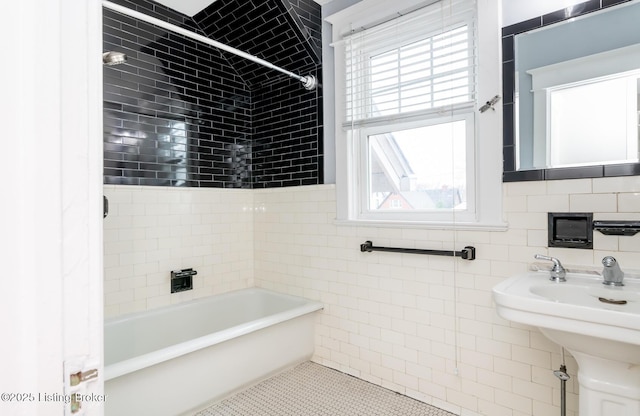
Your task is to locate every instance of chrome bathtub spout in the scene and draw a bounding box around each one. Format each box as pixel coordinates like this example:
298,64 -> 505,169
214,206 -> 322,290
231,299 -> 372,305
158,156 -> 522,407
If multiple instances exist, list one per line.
534,254 -> 567,282
602,256 -> 624,286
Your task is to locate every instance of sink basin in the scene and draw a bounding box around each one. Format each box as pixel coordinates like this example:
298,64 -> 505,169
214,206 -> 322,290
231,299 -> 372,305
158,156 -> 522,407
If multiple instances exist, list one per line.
529,283 -> 640,310
493,272 -> 640,357
493,271 -> 640,415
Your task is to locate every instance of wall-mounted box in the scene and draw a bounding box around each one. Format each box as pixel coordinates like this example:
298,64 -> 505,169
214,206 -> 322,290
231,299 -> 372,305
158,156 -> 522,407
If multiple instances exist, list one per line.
170,268 -> 197,293
548,212 -> 593,249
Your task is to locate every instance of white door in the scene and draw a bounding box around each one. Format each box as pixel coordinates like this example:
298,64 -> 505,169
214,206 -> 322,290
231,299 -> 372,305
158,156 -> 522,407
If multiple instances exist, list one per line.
0,0 -> 104,415
60,0 -> 105,414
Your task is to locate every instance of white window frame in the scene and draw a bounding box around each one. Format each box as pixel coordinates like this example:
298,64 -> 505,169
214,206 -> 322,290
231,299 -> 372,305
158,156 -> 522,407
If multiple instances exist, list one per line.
355,112 -> 476,222
327,0 -> 505,230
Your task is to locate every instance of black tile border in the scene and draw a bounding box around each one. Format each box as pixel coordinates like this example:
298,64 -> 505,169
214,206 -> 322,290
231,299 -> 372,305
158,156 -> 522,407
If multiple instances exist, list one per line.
501,0 -> 636,182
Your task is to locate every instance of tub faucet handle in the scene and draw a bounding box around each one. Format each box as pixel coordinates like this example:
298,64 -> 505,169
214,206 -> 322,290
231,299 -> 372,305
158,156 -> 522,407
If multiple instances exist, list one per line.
602,256 -> 624,286
534,254 -> 566,282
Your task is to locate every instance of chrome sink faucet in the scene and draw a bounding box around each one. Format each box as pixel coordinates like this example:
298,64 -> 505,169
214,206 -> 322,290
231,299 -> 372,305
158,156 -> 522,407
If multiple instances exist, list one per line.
602,256 -> 624,286
534,254 -> 567,282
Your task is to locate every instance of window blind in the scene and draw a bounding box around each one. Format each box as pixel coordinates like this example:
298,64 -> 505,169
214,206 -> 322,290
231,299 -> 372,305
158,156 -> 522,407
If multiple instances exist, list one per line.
344,0 -> 477,127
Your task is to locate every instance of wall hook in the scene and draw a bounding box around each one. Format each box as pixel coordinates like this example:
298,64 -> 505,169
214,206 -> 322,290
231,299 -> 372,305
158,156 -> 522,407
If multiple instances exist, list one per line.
479,95 -> 501,113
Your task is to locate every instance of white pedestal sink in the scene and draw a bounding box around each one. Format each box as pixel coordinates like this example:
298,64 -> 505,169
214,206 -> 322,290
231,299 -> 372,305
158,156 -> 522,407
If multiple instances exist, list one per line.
493,271 -> 640,416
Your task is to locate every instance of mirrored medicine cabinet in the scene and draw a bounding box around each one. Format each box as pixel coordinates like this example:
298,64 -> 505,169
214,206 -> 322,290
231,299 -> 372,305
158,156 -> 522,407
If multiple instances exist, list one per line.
502,0 -> 640,181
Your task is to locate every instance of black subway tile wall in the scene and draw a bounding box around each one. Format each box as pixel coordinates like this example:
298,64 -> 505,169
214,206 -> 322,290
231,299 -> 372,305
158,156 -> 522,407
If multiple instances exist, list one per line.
103,0 -> 252,187
194,0 -> 319,89
253,67 -> 323,187
103,0 -> 323,188
285,0 -> 322,56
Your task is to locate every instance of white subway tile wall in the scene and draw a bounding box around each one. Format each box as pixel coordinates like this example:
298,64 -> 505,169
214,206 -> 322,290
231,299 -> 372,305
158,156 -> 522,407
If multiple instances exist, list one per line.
252,178 -> 640,416
104,177 -> 640,415
103,185 -> 254,317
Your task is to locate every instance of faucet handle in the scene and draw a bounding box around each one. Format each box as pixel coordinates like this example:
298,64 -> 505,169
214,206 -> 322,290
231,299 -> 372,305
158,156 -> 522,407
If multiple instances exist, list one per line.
601,256 -> 624,286
534,254 -> 567,282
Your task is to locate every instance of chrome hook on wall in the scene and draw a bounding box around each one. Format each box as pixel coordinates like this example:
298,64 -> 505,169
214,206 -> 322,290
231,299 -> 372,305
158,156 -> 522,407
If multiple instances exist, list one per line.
479,95 -> 501,113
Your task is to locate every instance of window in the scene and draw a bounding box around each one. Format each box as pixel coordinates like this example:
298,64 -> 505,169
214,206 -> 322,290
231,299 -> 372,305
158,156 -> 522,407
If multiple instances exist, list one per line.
358,115 -> 474,222
328,0 -> 504,229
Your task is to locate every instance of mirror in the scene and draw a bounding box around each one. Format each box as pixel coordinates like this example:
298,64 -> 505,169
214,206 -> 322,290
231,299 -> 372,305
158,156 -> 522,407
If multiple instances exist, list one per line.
502,0 -> 640,181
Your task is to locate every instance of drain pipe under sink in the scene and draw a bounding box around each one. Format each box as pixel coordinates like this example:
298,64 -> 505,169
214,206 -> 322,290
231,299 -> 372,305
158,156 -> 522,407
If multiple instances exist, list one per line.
553,347 -> 571,416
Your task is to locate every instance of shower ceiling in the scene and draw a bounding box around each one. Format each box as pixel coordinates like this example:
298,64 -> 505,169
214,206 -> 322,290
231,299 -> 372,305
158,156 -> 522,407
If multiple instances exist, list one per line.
152,0 -> 217,16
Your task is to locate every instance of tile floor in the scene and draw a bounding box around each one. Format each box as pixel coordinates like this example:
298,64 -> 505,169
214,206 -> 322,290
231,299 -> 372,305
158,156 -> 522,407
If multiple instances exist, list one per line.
194,361 -> 456,416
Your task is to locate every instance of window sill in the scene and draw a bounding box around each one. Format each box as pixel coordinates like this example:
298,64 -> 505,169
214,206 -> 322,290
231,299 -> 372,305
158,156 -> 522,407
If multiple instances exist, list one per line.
333,218 -> 508,231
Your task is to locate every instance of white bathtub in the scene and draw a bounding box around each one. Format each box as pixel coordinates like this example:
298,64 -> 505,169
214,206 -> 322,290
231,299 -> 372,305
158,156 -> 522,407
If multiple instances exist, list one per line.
104,288 -> 323,416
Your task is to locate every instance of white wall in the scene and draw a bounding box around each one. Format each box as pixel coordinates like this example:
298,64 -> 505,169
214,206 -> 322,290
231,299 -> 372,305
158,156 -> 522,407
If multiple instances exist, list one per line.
253,178 -> 640,416
102,173 -> 640,416
103,186 -> 254,317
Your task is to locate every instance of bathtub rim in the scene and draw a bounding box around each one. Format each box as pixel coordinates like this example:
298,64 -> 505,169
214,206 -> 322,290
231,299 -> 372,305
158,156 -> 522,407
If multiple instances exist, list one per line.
104,288 -> 323,381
